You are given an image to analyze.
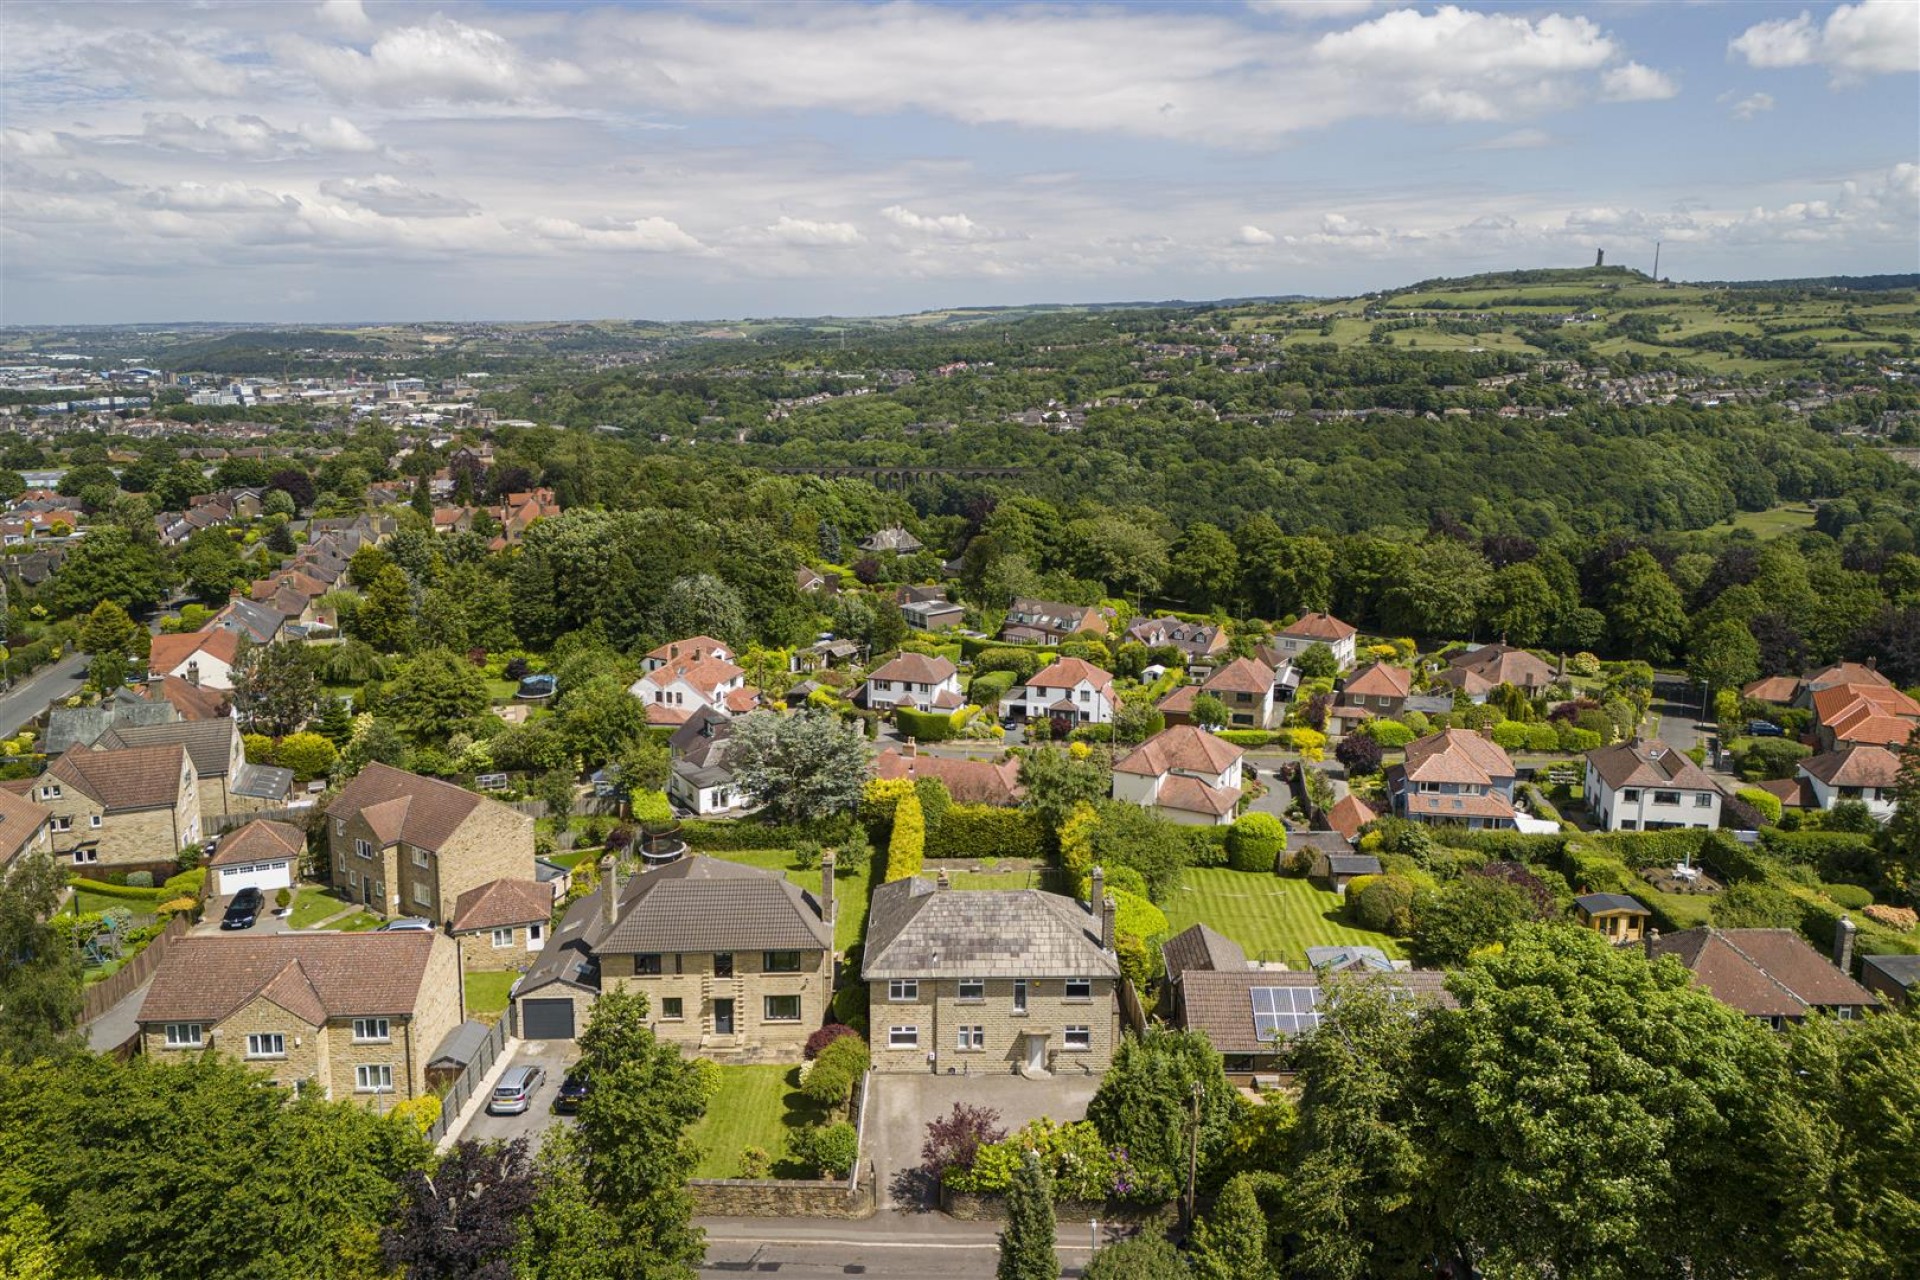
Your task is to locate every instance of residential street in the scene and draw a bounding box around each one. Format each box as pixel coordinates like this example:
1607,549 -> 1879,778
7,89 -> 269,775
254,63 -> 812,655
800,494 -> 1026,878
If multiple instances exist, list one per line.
700,1218 -> 1114,1278
0,651 -> 88,738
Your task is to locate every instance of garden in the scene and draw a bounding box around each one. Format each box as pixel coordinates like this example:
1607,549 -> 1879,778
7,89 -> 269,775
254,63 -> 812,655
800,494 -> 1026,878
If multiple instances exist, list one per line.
1160,867 -> 1407,967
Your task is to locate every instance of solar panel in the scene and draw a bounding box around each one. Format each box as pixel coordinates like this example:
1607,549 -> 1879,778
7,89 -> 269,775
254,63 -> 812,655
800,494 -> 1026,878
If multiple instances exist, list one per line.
1250,985 -> 1324,1041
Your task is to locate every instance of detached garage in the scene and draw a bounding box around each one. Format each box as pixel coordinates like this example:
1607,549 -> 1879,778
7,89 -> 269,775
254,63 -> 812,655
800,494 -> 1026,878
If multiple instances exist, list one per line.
207,818 -> 306,897
520,998 -> 577,1040
510,913 -> 600,1042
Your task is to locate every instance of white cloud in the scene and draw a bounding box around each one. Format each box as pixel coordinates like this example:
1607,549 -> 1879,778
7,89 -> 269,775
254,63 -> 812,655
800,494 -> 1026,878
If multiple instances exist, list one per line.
882,205 -> 980,240
137,112 -> 379,159
765,216 -> 864,246
1600,62 -> 1679,102
1,128 -> 68,158
1729,92 -> 1775,120
316,0 -> 372,36
527,215 -> 703,253
1314,7 -> 1616,77
1470,128 -> 1555,150
1235,224 -> 1276,245
1246,0 -> 1385,21
319,174 -> 477,218
1731,2 -> 1920,78
284,17 -> 586,104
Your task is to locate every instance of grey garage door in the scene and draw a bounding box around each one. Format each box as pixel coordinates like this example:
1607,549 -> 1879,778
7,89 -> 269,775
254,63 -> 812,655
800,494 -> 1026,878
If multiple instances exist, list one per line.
521,998 -> 576,1041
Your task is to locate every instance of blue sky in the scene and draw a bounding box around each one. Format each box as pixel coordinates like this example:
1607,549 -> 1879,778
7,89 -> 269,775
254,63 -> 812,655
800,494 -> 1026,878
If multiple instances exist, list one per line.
2,0 -> 1915,324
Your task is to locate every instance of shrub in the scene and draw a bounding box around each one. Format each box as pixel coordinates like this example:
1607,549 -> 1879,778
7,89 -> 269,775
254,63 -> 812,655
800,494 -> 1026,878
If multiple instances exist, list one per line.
689,1057 -> 723,1106
1713,881 -> 1804,930
274,887 -> 291,909
787,1121 -> 859,1179
1822,883 -> 1874,910
274,731 -> 338,781
629,789 -> 673,824
1524,723 -> 1561,752
1736,737 -> 1812,781
1068,723 -> 1115,743
737,1146 -> 772,1179
1864,904 -> 1917,932
1287,727 -> 1328,762
1350,874 -> 1416,935
1360,719 -> 1415,748
125,871 -> 154,889
242,732 -> 276,765
921,1102 -> 1009,1184
802,1035 -> 869,1112
968,670 -> 1016,707
1736,787 -> 1784,825
830,983 -> 869,1035
1490,721 -> 1529,751
913,776 -> 952,834
885,791 -> 926,882
1556,724 -> 1603,752
805,1023 -> 861,1061
1225,812 -> 1288,874
388,1095 -> 441,1136
154,896 -> 199,918
1215,729 -> 1275,747
1335,733 -> 1383,777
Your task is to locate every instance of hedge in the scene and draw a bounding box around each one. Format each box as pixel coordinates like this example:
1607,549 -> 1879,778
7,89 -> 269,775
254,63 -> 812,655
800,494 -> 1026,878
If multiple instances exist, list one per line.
1696,833 -> 1772,885
1561,844 -> 1639,896
1594,828 -> 1715,872
1822,883 -> 1874,911
1433,830 -> 1568,864
1735,787 -> 1783,825
1068,723 -> 1115,743
896,707 -> 956,742
1359,719 -> 1415,748
1758,829 -> 1875,866
885,792 -> 926,882
961,636 -> 1057,664
926,805 -> 1048,861
1215,729 -> 1275,747
680,817 -> 852,850
67,879 -> 166,902
968,670 -> 1016,706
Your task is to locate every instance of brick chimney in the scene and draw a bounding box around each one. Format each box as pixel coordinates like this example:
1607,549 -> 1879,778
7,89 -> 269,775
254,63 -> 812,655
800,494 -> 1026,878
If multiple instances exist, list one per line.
1834,913 -> 1856,975
904,737 -> 917,761
1090,865 -> 1104,915
1643,926 -> 1660,960
1101,894 -> 1116,952
820,850 -> 836,930
600,855 -> 620,932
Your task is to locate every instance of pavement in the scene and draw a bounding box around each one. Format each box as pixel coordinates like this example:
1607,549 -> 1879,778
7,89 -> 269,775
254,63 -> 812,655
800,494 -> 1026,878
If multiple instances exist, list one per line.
1653,693 -> 1711,754
449,1037 -> 579,1153
84,976 -> 153,1054
865,1071 -> 1102,1213
0,651 -> 88,738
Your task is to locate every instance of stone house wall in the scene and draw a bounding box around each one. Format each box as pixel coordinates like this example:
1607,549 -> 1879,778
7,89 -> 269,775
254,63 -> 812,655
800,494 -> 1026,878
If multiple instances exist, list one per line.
603,946 -> 831,1060
866,976 -> 1119,1076
456,921 -> 545,973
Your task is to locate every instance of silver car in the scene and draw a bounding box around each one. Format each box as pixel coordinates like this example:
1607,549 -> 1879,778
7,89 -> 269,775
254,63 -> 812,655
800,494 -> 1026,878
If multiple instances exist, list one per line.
487,1065 -> 544,1115
377,917 -> 435,932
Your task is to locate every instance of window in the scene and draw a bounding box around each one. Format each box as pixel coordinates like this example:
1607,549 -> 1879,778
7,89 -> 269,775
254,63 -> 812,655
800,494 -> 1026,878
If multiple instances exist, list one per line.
53,816 -> 72,833
764,995 -> 802,1022
163,1023 -> 203,1048
1694,793 -> 1714,808
957,979 -> 985,1001
39,784 -> 61,801
355,838 -> 374,860
491,928 -> 515,948
411,847 -> 430,869
412,884 -> 433,908
71,847 -> 96,864
714,953 -> 734,978
1078,689 -> 1089,701
763,950 -> 802,973
888,978 -> 919,1001
888,1026 -> 919,1050
1064,1026 -> 1092,1051
89,815 -> 102,829
246,1033 -> 285,1059
528,923 -> 544,945
1012,979 -> 1028,1015
1418,781 -> 1443,794
1653,791 -> 1680,807
660,998 -> 684,1019
335,820 -> 346,837
352,1018 -> 390,1043
956,1025 -> 984,1050
1621,789 -> 1641,803
636,954 -> 663,975
354,1064 -> 394,1094
1065,978 -> 1092,1001
347,869 -> 359,888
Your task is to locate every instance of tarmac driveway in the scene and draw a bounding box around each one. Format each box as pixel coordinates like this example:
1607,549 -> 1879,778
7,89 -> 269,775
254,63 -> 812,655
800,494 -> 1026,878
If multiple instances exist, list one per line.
867,1070 -> 1102,1212
456,1038 -> 580,1154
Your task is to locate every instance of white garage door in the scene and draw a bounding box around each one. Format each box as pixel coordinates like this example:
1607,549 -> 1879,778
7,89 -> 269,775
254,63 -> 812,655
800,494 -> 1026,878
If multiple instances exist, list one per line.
216,860 -> 293,895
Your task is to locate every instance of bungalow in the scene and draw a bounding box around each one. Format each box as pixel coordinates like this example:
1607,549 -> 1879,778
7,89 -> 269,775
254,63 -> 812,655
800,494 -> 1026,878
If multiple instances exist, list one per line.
1124,617 -> 1228,664
1649,923 -> 1878,1027
1111,725 -> 1244,826
873,743 -> 1024,807
147,629 -> 242,692
1860,954 -> 1920,1010
1385,729 -> 1517,829
859,526 -> 924,555
857,653 -> 963,713
628,637 -> 758,727
1000,598 -> 1109,646
666,707 -> 738,816
1159,657 -> 1277,729
902,598 -> 966,631
1796,745 -> 1901,822
1584,739 -> 1722,832
1438,644 -> 1555,697
1003,657 -> 1117,726
1271,611 -> 1357,670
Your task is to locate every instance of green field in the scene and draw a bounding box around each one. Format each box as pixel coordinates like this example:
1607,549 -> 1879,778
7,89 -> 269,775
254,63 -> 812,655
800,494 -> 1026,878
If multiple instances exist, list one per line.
699,847 -> 875,951
685,1064 -> 834,1179
1160,868 -> 1406,968
464,970 -> 519,1022
1710,505 -> 1818,538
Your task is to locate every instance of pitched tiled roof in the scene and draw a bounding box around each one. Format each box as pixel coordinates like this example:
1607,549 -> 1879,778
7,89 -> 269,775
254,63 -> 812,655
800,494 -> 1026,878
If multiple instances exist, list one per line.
1741,675 -> 1803,704
868,653 -> 959,685
451,878 -> 554,932
1401,729 -> 1514,785
1174,969 -> 1453,1053
1651,928 -> 1877,1017
1279,612 -> 1356,642
1812,683 -> 1920,742
1027,657 -> 1114,690
48,744 -> 188,811
326,762 -> 488,851
1754,777 -> 1813,809
1804,662 -> 1890,692
873,748 -> 1024,806
98,719 -> 240,780
635,650 -> 746,699
595,856 -> 829,954
1799,744 -> 1901,789
208,819 -> 305,869
148,628 -> 240,674
1325,794 -> 1378,842
150,676 -> 230,721
1156,774 -> 1241,816
1203,657 -> 1276,695
136,933 -> 445,1025
1403,790 -> 1516,821
1160,923 -> 1248,978
1586,738 -> 1718,793
863,878 -> 1117,980
1434,666 -> 1496,697
1156,685 -> 1198,715
1114,724 -> 1243,778
1342,662 -> 1411,700
1445,644 -> 1554,688
0,787 -> 52,866
645,636 -> 731,665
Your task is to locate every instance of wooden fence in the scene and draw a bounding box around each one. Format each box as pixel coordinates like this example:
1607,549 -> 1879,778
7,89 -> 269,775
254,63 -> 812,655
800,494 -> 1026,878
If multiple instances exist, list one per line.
80,912 -> 191,1024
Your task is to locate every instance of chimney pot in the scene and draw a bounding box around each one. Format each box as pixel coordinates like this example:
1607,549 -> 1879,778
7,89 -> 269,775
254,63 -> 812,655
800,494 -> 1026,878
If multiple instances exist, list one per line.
905,738 -> 917,761
1644,926 -> 1660,960
1834,913 -> 1857,974
935,869 -> 950,891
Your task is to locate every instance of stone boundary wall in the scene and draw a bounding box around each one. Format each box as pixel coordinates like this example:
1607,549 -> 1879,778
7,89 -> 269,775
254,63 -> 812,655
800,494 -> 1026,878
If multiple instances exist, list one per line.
942,1186 -> 1175,1226
690,1165 -> 876,1219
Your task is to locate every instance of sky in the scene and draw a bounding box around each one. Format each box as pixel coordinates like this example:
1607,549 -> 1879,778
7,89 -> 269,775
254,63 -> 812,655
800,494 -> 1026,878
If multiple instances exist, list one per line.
1,0 -> 1916,324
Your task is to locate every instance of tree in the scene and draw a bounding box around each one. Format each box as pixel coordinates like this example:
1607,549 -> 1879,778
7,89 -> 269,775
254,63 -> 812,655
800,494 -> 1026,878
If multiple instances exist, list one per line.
386,649 -> 489,742
1189,1172 -> 1276,1280
1083,1234 -> 1185,1280
921,1103 -> 1008,1185
382,1137 -> 538,1280
617,735 -> 671,799
1409,871 -> 1542,968
1605,549 -> 1688,663
657,573 -> 747,645
1189,692 -> 1228,730
274,731 -> 338,782
885,791 -> 925,882
78,600 -> 148,692
261,489 -> 295,519
176,527 -> 244,605
1167,522 -> 1239,611
1017,747 -> 1110,840
1334,732 -> 1383,778
536,771 -> 578,832
355,563 -> 417,654
1225,812 -> 1287,874
1089,801 -> 1189,901
996,1152 -> 1059,1280
1878,734 -> 1920,903
0,851 -> 82,1063
1479,562 -> 1558,647
1688,617 -> 1761,695
1293,641 -> 1339,680
556,675 -> 650,774
728,710 -> 869,825
1087,1028 -> 1244,1200
50,525 -> 168,616
229,639 -> 321,737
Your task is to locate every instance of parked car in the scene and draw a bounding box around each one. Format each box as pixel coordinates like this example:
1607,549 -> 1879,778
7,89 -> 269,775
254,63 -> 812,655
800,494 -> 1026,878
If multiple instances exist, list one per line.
1747,720 -> 1785,738
377,917 -> 435,932
221,887 -> 264,931
487,1065 -> 545,1116
554,1072 -> 590,1113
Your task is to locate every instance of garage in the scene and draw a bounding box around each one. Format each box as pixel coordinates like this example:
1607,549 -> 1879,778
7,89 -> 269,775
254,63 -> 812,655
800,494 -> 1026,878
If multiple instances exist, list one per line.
215,859 -> 293,895
520,998 -> 577,1040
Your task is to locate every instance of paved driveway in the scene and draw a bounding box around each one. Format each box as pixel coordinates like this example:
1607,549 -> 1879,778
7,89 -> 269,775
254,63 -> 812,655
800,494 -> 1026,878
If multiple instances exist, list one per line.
867,1071 -> 1102,1212
456,1038 -> 579,1153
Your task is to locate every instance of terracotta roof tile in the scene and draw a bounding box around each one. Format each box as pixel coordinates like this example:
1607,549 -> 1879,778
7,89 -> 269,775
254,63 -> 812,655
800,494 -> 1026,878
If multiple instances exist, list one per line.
1203,657 -> 1276,695
1027,657 -> 1115,690
873,749 -> 1024,806
1156,773 -> 1241,816
1326,794 -> 1378,842
1280,612 -> 1356,642
1342,662 -> 1411,700
0,787 -> 52,866
148,629 -> 240,675
1401,729 -> 1514,786
1113,724 -> 1244,778
1651,928 -> 1877,1018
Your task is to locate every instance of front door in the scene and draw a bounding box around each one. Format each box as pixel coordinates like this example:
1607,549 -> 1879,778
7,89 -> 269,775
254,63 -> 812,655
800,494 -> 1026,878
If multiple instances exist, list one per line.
1025,1034 -> 1045,1074
714,999 -> 735,1035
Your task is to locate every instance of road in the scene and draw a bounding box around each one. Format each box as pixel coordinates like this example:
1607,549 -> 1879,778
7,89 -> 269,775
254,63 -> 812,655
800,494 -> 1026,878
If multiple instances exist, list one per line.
700,1219 -> 1118,1278
0,651 -> 88,737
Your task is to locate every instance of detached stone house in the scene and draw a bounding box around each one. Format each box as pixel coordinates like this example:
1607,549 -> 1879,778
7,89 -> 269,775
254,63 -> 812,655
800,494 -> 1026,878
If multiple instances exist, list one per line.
97,718 -> 291,820
514,854 -> 834,1056
858,653 -> 963,713
146,628 -> 242,692
863,870 -> 1121,1076
1111,724 -> 1245,826
135,932 -> 462,1107
1796,745 -> 1901,822
1385,729 -> 1517,829
325,763 -> 535,924
859,526 -> 924,555
1003,658 -> 1117,726
448,878 -> 552,972
1584,738 -> 1722,832
11,744 -> 202,875
1272,611 -> 1358,670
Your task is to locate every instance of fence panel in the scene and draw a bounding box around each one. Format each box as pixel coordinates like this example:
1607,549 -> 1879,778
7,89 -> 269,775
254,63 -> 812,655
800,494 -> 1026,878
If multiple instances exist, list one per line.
80,913 -> 191,1024
426,1017 -> 510,1145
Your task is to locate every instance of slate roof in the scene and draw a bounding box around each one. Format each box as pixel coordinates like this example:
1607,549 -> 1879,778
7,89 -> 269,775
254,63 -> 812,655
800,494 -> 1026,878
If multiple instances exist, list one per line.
47,744 -> 188,811
210,598 -> 282,645
1113,724 -> 1243,778
1174,969 -> 1453,1053
1799,744 -> 1901,789
137,933 -> 443,1025
44,693 -> 180,755
595,856 -> 829,955
427,1020 -> 494,1070
451,878 -> 554,932
863,878 -> 1117,980
1160,923 -> 1249,978
1573,892 -> 1649,916
1650,928 -> 1878,1018
98,719 -> 240,780
1862,954 -> 1920,992
208,819 -> 305,869
1586,738 -> 1718,793
1320,853 -> 1383,878
232,765 -> 293,801
859,526 -> 923,553
326,762 -> 487,851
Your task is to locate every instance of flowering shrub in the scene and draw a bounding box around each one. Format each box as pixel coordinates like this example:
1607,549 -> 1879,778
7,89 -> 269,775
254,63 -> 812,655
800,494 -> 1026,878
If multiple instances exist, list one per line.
942,1117 -> 1167,1203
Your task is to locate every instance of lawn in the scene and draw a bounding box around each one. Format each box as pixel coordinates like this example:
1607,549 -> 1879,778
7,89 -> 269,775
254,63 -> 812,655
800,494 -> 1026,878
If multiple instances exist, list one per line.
685,1064 -> 834,1179
465,970 -> 519,1022
71,888 -> 160,917
1161,868 -> 1406,968
288,886 -> 355,928
701,847 -> 876,951
1713,505 -> 1818,539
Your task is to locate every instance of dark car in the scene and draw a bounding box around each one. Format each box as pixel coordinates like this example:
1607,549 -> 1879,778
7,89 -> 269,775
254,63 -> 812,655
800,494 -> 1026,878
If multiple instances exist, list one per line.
554,1072 -> 590,1113
221,887 -> 265,931
1747,720 -> 1786,738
